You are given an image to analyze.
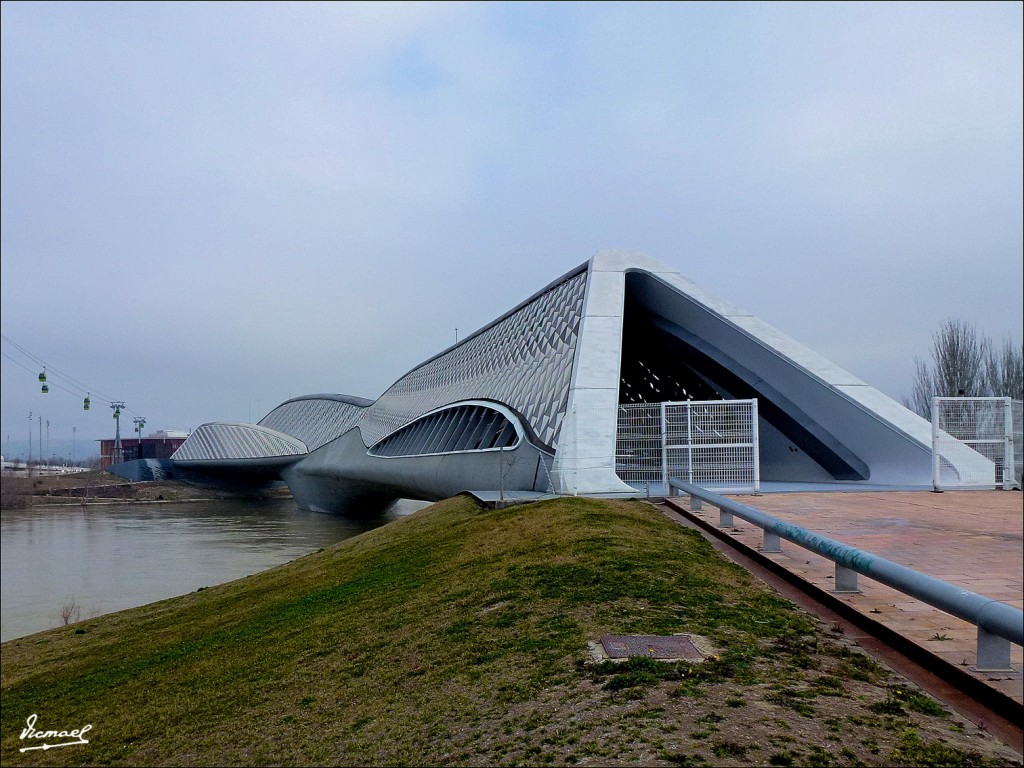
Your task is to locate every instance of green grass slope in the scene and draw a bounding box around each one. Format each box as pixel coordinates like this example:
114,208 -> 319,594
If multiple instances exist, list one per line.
2,496 -> 1019,767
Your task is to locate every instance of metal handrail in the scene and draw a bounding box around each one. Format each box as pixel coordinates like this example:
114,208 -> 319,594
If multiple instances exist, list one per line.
668,478 -> 1023,670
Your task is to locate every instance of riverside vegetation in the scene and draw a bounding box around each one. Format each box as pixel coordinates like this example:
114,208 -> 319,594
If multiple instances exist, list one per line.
1,495 -> 1020,767
0,470 -> 266,508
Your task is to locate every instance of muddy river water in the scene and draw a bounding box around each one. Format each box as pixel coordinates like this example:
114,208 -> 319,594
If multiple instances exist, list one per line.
1,497 -> 425,641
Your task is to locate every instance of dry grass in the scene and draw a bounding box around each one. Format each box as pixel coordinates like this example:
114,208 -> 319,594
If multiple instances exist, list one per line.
2,470 -> 234,505
1,495 -> 1020,767
0,474 -> 31,509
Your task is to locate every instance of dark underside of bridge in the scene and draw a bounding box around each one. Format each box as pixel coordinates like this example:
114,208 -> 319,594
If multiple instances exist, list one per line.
618,273 -> 868,482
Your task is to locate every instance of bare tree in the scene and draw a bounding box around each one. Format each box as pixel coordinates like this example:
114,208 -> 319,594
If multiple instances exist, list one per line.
906,320 -> 1023,418
985,337 -> 1024,401
60,597 -> 81,626
906,358 -> 936,420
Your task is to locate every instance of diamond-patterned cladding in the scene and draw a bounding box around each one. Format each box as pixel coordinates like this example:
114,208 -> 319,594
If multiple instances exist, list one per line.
171,423 -> 307,461
259,396 -> 369,452
358,269 -> 587,448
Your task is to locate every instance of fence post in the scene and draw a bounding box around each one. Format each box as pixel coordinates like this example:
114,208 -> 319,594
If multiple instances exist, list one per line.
931,397 -> 942,492
686,401 -> 694,485
660,402 -> 668,495
1003,397 -> 1013,491
750,398 -> 761,495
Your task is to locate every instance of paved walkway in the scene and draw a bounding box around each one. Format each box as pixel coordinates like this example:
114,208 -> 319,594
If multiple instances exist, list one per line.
679,490 -> 1023,704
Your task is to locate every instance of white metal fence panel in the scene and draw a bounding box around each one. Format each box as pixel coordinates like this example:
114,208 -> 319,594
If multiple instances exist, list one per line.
615,403 -> 663,489
616,399 -> 760,494
1014,399 -> 1023,487
931,397 -> 1020,491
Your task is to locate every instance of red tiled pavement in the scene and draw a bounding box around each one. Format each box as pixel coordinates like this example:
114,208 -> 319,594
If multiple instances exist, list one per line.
679,490 -> 1024,704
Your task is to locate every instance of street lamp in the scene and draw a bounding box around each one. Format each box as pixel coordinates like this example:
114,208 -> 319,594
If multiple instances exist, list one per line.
110,402 -> 125,465
133,417 -> 146,460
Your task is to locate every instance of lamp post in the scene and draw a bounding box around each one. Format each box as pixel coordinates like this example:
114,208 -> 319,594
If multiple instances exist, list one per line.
133,417 -> 146,460
28,412 -> 32,472
111,402 -> 125,465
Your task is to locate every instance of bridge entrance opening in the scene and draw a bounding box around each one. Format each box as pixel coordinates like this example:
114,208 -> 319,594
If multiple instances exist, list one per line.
615,399 -> 760,495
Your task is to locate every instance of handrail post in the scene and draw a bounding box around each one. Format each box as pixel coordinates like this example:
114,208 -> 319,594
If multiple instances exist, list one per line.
834,564 -> 859,593
718,506 -> 733,528
762,530 -> 781,553
976,626 -> 1012,671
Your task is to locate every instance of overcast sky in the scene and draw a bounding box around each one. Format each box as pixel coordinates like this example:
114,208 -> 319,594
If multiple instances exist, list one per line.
2,1 -> 1021,457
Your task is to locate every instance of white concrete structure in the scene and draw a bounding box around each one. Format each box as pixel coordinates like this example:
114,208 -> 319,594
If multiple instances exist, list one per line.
110,250 -> 988,514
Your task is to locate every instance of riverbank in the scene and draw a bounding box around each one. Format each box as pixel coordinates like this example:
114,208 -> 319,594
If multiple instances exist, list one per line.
1,496 -> 382,642
0,471 -> 276,507
2,495 -> 1020,766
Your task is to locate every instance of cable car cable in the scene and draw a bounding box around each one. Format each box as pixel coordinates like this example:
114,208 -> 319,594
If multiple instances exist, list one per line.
1,333 -> 118,402
1,339 -> 138,415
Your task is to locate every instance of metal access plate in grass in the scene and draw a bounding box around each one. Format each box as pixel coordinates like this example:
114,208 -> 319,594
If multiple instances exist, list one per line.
600,634 -> 708,661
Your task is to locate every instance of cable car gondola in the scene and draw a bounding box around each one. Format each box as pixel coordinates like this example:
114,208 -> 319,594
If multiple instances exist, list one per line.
41,383 -> 49,394
84,395 -> 91,411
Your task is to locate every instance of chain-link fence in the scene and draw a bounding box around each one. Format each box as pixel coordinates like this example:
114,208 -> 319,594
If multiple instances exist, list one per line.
931,397 -> 1021,490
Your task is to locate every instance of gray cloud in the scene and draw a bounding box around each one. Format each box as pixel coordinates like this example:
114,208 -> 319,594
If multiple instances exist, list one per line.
2,1 -> 1021,453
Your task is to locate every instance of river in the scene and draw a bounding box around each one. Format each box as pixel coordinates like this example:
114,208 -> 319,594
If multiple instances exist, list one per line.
0,497 -> 426,642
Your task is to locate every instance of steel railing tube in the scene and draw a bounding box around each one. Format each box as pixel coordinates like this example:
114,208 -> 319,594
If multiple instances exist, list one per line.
668,478 -> 1023,648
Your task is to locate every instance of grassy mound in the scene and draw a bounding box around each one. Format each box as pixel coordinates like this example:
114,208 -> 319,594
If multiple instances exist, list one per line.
2,496 -> 1018,766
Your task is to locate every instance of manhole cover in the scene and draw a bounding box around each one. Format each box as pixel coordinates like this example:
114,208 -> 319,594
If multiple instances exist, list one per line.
600,634 -> 703,660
